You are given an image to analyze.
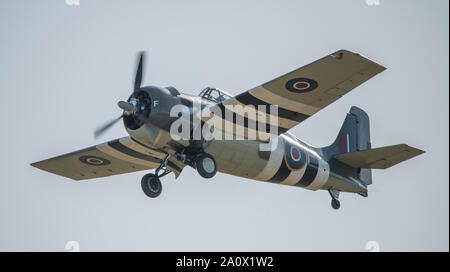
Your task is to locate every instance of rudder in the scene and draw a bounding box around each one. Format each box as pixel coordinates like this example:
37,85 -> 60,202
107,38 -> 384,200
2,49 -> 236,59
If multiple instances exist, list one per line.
324,106 -> 373,185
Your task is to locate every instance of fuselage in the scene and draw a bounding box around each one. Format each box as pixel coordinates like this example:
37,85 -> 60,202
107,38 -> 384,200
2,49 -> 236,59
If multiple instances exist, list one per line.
126,88 -> 367,195
205,132 -> 367,194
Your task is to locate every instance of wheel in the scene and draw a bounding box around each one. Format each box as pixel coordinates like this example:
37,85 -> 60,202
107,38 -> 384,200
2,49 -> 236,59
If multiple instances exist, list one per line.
141,173 -> 162,198
331,199 -> 340,210
195,153 -> 217,179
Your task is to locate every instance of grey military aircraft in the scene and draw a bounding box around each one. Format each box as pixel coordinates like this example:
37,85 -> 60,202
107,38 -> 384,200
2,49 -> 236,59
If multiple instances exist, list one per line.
31,50 -> 424,209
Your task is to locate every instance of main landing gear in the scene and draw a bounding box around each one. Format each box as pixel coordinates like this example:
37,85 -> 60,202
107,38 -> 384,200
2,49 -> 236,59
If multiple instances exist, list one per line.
141,154 -> 171,198
176,150 -> 217,179
195,153 -> 217,179
141,173 -> 162,198
328,189 -> 341,210
141,152 -> 218,198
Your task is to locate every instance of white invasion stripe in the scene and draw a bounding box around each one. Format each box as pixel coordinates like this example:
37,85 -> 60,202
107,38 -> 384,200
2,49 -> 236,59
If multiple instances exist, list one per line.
121,139 -> 185,172
204,114 -> 277,141
254,137 -> 285,181
280,165 -> 306,185
305,158 -> 330,191
119,138 -> 166,159
153,128 -> 163,145
250,87 -> 320,116
280,135 -> 313,185
119,138 -> 187,172
97,144 -> 159,169
225,98 -> 299,129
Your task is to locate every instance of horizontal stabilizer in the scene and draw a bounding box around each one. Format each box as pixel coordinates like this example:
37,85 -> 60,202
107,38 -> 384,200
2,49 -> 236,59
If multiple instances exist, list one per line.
333,144 -> 424,169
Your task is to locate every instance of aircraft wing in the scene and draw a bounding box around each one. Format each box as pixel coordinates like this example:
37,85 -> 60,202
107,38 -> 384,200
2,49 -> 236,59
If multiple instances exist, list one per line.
31,137 -> 184,180
205,49 -> 386,141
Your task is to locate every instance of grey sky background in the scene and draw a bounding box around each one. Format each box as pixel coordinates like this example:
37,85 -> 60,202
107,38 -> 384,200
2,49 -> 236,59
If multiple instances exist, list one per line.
0,0 -> 448,251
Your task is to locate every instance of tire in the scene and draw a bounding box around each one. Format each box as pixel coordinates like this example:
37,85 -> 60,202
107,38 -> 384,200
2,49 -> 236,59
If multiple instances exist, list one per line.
331,199 -> 340,210
196,153 -> 217,179
141,173 -> 162,198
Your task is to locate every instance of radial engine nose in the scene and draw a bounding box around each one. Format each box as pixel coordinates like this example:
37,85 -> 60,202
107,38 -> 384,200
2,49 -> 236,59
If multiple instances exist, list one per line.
118,101 -> 134,113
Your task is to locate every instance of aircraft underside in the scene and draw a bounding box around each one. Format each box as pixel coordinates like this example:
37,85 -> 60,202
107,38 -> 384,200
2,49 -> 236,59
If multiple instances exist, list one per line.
31,50 -> 424,210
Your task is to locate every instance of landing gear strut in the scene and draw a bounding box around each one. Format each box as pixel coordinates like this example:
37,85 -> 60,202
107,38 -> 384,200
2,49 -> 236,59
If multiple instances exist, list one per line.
328,189 -> 341,210
141,154 -> 171,198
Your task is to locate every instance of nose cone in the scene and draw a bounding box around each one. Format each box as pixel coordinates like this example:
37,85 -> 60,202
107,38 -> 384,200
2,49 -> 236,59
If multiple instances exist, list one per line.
122,89 -> 151,130
118,101 -> 134,113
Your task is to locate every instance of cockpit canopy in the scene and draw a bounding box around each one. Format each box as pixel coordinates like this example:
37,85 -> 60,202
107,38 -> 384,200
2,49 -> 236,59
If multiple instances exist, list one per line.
198,87 -> 232,103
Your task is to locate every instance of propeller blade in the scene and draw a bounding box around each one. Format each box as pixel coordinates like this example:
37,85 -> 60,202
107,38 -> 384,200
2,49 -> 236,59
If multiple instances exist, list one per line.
94,114 -> 123,139
134,51 -> 145,92
94,52 -> 147,140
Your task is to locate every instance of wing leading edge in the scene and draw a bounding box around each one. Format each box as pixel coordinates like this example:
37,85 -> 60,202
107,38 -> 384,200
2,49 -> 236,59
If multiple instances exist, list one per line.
31,137 -> 184,180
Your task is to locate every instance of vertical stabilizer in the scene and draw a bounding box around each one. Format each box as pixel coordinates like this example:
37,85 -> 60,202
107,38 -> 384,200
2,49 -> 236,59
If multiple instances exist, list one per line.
324,106 -> 373,185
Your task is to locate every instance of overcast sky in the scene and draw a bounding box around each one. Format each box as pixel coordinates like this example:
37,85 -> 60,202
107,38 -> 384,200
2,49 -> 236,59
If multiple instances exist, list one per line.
0,0 -> 448,251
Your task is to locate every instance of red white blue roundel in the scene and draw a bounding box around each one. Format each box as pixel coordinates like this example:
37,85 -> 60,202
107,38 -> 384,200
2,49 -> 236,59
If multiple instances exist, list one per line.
284,140 -> 307,171
290,145 -> 302,162
79,155 -> 111,166
285,78 -> 318,93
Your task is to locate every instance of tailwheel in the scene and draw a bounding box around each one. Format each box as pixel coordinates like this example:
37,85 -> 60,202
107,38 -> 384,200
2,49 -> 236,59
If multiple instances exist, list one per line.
328,189 -> 341,210
141,173 -> 162,198
195,153 -> 217,179
331,199 -> 341,210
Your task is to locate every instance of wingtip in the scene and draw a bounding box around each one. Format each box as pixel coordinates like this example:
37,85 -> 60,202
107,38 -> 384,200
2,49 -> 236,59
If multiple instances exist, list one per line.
336,49 -> 387,71
403,144 -> 426,156
416,148 -> 426,155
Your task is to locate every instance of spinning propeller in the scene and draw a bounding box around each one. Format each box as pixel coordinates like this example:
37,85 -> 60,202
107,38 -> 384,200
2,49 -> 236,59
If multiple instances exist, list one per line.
94,52 -> 148,139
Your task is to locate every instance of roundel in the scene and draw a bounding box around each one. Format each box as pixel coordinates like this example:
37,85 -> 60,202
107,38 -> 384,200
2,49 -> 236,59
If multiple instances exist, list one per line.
79,155 -> 111,166
290,146 -> 301,162
284,140 -> 307,171
285,78 -> 318,93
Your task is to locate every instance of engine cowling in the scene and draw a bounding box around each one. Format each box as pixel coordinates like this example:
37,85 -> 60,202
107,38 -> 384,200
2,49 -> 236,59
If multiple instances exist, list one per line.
124,86 -> 182,148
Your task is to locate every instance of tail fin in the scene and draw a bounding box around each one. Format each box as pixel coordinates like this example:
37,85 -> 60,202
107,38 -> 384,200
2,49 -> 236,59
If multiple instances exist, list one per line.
323,106 -> 373,185
323,106 -> 424,186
